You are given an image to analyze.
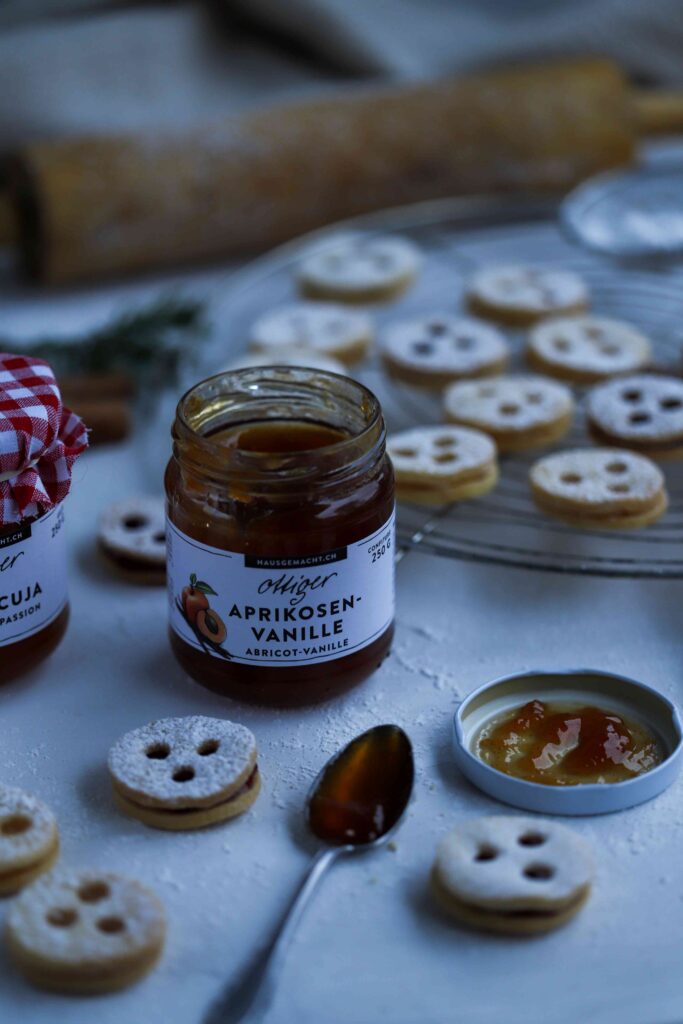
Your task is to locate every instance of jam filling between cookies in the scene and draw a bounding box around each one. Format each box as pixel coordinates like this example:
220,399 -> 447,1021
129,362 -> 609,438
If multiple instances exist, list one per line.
119,765 -> 260,815
476,700 -> 661,786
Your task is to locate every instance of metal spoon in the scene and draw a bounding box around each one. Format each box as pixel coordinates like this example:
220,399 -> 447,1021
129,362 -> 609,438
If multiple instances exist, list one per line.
204,724 -> 414,1024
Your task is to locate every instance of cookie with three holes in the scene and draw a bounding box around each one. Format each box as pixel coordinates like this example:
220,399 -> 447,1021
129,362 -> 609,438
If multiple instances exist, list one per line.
527,316 -> 651,384
529,448 -> 667,529
587,374 -> 683,458
6,870 -> 166,993
0,787 -> 59,896
249,302 -> 373,365
387,425 -> 498,506
296,234 -> 420,303
380,314 -> 509,388
98,497 -> 166,585
466,265 -> 589,326
444,375 -> 574,452
108,716 -> 260,830
431,816 -> 593,935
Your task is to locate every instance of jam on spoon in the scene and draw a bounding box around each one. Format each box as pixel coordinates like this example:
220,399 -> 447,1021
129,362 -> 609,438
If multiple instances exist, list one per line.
308,724 -> 415,845
207,725 -> 413,1024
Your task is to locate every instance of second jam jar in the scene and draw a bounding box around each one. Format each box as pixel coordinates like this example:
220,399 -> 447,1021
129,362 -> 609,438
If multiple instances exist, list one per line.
165,366 -> 395,705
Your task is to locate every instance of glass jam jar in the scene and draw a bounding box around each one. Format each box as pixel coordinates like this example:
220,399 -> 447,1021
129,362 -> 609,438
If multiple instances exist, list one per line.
165,367 -> 395,705
0,509 -> 70,684
0,353 -> 87,685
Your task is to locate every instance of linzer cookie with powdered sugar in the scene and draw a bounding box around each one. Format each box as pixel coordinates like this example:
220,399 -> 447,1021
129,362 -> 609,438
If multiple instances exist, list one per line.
466,265 -> 589,326
380,314 -> 508,388
108,716 -> 260,830
527,316 -> 651,384
444,375 -> 573,451
296,234 -> 421,303
249,302 -> 373,364
388,425 -> 498,506
6,869 -> 166,993
431,816 -> 594,935
529,448 -> 667,529
98,497 -> 166,585
0,786 -> 59,895
587,374 -> 683,458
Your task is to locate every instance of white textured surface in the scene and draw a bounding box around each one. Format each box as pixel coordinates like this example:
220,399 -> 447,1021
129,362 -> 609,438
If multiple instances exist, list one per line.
444,375 -> 573,433
108,717 -> 257,809
2,260 -> 683,1023
434,816 -> 594,910
381,314 -> 508,377
2,450 -> 683,1020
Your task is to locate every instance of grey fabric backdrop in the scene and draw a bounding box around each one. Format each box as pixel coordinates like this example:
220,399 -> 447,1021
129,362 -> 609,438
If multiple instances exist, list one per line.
1,0 -> 682,146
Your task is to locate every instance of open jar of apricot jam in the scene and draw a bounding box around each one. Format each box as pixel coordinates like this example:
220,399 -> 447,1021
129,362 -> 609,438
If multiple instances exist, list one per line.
165,366 -> 395,705
0,353 -> 87,684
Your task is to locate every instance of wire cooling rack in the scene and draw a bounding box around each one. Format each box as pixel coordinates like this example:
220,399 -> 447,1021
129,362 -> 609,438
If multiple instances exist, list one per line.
209,195 -> 683,578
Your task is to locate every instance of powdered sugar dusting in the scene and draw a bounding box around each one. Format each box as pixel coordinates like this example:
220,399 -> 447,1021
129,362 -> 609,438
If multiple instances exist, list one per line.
588,374 -> 683,442
7,869 -> 165,965
530,448 -> 664,505
388,425 -> 496,481
249,302 -> 372,358
435,816 -> 594,908
108,717 -> 256,808
444,375 -> 572,432
297,234 -> 420,295
0,786 -> 57,870
468,265 -> 589,315
381,313 -> 508,378
529,316 -> 651,377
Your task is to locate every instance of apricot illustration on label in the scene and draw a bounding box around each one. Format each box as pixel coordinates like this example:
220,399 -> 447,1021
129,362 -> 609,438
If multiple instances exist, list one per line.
177,574 -> 231,659
181,573 -> 216,625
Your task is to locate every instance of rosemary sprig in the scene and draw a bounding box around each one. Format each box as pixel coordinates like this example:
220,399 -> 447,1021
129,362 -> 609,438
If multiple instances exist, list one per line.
0,296 -> 207,386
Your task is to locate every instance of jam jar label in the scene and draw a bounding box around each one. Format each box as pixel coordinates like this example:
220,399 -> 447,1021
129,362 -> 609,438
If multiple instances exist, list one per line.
167,511 -> 395,666
0,505 -> 68,648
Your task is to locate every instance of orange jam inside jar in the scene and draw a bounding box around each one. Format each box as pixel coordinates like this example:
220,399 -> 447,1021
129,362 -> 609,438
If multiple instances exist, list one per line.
476,699 -> 662,785
165,367 -> 395,706
0,353 -> 88,685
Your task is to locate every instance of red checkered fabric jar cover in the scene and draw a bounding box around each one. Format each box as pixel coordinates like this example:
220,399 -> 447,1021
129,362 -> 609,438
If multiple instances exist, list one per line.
0,353 -> 88,526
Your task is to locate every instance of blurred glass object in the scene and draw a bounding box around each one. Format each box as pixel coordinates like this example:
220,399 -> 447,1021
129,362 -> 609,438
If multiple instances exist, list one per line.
562,162 -> 683,259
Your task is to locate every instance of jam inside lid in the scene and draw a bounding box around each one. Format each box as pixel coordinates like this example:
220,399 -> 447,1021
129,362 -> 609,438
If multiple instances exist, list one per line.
476,699 -> 662,786
0,353 -> 88,526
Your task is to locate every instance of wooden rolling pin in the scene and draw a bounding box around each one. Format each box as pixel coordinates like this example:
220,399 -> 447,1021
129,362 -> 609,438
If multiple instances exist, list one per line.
2,57 -> 682,285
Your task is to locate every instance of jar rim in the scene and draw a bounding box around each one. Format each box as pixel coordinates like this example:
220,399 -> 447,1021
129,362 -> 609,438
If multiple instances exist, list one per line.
173,365 -> 385,482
